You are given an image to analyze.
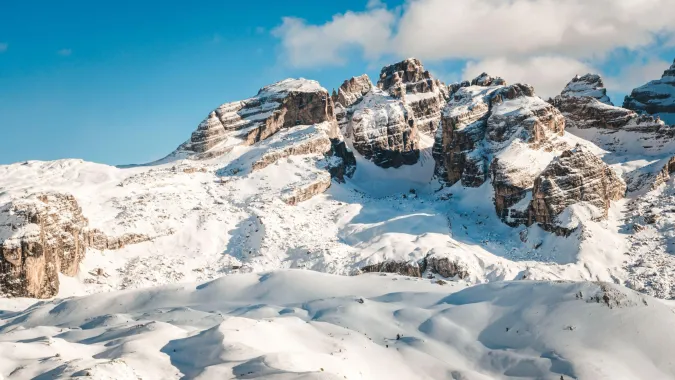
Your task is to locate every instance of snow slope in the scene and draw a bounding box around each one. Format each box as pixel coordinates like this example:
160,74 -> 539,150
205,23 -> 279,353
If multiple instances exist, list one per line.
2,270 -> 675,380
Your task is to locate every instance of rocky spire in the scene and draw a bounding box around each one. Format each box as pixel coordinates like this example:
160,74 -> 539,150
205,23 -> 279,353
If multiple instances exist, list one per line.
560,74 -> 613,105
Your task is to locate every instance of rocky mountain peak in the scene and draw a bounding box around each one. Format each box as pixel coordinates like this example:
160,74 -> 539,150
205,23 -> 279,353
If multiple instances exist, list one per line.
377,58 -> 429,92
529,144 -> 626,233
470,73 -> 507,87
173,78 -> 335,160
552,74 -> 666,134
560,73 -> 613,105
336,74 -> 373,108
623,58 -> 675,124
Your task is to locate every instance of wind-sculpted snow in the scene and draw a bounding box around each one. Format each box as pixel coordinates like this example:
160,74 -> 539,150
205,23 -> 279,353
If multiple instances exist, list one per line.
2,270 -> 674,379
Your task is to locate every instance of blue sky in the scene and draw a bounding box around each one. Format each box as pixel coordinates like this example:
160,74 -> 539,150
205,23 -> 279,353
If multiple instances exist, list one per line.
1,0 -> 674,165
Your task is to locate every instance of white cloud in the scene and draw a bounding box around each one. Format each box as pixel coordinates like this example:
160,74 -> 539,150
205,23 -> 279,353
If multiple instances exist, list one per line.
604,58 -> 671,93
394,0 -> 675,60
57,48 -> 72,56
272,0 -> 675,98
271,8 -> 395,68
463,56 -> 597,98
367,0 -> 385,9
273,0 -> 675,65
0,43 -> 7,53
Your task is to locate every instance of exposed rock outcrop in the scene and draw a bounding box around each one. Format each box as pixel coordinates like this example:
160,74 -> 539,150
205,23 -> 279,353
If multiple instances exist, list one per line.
174,78 -> 355,200
175,79 -> 335,159
551,74 -> 675,193
349,91 -> 420,168
359,255 -> 468,279
434,75 -> 573,226
529,145 -> 626,232
360,260 -> 423,277
425,255 -> 469,279
281,174 -> 332,206
337,75 -> 373,108
552,74 -> 665,131
0,193 -> 152,298
560,74 -> 613,105
377,58 -> 448,135
624,59 -> 675,125
334,58 -> 449,169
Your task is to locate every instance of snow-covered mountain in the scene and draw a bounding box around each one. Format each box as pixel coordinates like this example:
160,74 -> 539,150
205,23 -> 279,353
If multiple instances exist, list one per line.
624,59 -> 675,125
3,57 -> 675,379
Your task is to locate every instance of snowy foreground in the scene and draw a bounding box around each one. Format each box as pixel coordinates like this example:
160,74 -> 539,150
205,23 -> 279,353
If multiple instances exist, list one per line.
2,270 -> 675,380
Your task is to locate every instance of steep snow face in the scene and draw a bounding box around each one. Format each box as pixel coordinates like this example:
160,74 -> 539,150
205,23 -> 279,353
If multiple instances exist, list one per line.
2,270 -> 675,380
560,74 -> 613,105
624,59 -> 675,125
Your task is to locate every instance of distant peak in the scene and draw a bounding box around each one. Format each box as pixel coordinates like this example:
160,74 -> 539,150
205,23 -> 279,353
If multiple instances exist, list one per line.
561,73 -> 613,105
470,73 -> 506,87
257,78 -> 326,97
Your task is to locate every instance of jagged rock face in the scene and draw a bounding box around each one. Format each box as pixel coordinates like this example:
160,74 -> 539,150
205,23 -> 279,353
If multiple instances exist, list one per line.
349,91 -> 420,168
361,261 -> 422,277
0,193 -> 151,298
552,74 -> 664,131
335,59 -> 450,169
425,256 -> 469,279
471,73 -> 506,87
552,96 -> 664,131
624,59 -> 675,125
378,58 -> 432,93
434,76 -> 577,227
178,79 -> 335,158
175,78 -> 355,190
376,58 -> 448,135
529,145 -> 626,229
337,75 -> 373,108
360,255 -> 468,279
248,121 -> 356,183
435,78 -> 565,189
560,74 -> 613,105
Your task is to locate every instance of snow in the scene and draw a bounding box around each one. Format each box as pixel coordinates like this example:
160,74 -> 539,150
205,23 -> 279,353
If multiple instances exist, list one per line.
256,78 -> 326,99
2,270 -> 675,379
5,72 -> 675,378
561,74 -> 613,105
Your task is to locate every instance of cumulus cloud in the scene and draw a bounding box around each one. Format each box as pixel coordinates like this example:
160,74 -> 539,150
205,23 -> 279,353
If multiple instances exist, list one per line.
57,48 -> 72,56
272,0 -> 675,95
0,43 -> 7,53
604,58 -> 672,93
463,56 -> 597,98
393,0 -> 675,60
272,9 -> 395,68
